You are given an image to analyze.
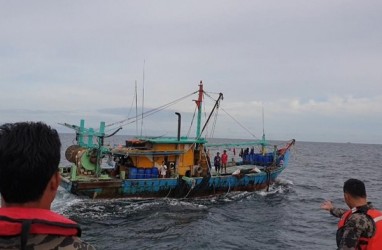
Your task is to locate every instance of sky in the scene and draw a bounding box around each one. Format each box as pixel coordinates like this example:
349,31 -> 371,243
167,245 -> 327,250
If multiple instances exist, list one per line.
1,0 -> 381,144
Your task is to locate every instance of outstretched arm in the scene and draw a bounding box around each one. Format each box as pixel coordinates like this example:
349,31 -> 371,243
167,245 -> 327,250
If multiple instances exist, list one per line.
321,200 -> 347,218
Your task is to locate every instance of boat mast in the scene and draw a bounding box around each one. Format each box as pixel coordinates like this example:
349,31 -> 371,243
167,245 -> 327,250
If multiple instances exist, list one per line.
261,104 -> 266,154
196,82 -> 224,139
195,81 -> 204,138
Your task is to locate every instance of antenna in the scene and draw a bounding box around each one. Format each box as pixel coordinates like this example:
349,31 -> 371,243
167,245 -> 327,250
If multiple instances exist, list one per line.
140,60 -> 145,136
262,104 -> 265,136
135,80 -> 138,135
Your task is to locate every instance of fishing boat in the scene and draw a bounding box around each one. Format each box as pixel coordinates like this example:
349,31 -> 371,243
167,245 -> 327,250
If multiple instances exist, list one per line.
59,82 -> 295,199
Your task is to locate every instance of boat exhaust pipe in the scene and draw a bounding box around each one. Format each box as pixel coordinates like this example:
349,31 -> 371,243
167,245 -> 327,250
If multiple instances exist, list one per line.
175,112 -> 181,141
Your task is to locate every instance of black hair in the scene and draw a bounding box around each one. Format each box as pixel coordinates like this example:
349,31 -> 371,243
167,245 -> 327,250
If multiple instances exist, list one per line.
343,178 -> 366,198
0,122 -> 61,203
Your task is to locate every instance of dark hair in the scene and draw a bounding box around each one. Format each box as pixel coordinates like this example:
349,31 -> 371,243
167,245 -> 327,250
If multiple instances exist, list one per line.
343,178 -> 366,198
0,122 -> 61,203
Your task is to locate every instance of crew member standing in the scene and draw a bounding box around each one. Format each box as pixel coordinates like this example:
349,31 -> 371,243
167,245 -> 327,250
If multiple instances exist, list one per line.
221,150 -> 228,174
160,161 -> 168,178
214,152 -> 221,174
320,178 -> 382,249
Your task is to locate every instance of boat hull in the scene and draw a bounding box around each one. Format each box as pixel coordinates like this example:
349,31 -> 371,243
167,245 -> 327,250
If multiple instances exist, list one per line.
60,150 -> 290,199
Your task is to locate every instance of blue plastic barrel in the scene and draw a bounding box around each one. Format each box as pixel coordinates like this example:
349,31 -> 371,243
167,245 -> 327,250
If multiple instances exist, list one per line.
259,155 -> 267,166
254,154 -> 260,165
267,155 -> 274,165
129,167 -> 137,179
152,167 -> 159,178
137,168 -> 145,179
145,168 -> 152,179
249,154 -> 254,164
245,155 -> 250,163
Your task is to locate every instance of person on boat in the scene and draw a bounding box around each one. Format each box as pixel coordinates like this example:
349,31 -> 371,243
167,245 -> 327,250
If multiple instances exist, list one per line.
239,148 -> 243,158
169,162 -> 176,177
320,178 -> 382,249
230,157 -> 236,167
243,148 -> 249,164
244,148 -> 249,156
221,150 -> 228,174
0,122 -> 95,250
214,152 -> 221,174
160,161 -> 167,178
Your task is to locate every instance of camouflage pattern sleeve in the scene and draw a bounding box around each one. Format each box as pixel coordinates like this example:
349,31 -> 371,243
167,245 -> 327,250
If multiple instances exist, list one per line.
59,236 -> 96,249
37,235 -> 96,249
330,207 -> 347,218
337,213 -> 374,250
0,235 -> 96,249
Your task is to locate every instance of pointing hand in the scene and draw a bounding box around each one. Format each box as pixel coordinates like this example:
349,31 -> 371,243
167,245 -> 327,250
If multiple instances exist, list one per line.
320,200 -> 334,211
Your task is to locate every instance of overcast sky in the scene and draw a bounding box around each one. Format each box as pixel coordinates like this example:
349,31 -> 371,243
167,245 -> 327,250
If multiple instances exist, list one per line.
1,1 -> 381,144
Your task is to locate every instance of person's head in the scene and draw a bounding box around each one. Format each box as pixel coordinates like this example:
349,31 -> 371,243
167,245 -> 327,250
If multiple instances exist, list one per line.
0,122 -> 61,208
343,178 -> 367,208
223,150 -> 226,153
217,152 -> 220,155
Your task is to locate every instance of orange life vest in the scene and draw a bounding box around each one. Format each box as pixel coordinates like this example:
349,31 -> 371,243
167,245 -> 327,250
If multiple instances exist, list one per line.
337,208 -> 382,250
0,207 -> 81,236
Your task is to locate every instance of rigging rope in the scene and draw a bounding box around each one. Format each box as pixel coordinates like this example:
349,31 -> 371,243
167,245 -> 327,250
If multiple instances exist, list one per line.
201,93 -> 218,138
204,90 -> 258,139
220,107 -> 258,139
202,98 -> 210,139
210,105 -> 219,138
103,87 -> 265,145
105,91 -> 198,130
224,180 -> 231,197
187,105 -> 197,137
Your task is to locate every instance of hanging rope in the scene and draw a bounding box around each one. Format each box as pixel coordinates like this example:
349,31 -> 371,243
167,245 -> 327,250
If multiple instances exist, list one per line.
202,98 -> 210,138
200,92 -> 221,138
180,178 -> 196,200
210,105 -> 219,138
164,188 -> 173,198
266,170 -> 271,192
224,180 -> 231,197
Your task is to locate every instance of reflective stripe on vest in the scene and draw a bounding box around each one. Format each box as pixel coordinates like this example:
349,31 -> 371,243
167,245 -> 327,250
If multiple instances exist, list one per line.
374,215 -> 382,223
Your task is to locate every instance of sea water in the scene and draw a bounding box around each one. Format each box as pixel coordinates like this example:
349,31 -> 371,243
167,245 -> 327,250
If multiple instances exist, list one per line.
54,134 -> 382,249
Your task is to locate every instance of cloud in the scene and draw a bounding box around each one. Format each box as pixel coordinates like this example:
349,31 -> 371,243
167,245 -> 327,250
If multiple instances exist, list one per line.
1,1 -> 382,144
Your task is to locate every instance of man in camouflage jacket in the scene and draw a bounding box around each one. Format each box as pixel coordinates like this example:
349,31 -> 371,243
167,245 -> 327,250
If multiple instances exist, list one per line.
321,179 -> 381,250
